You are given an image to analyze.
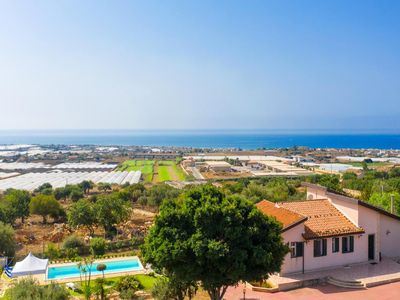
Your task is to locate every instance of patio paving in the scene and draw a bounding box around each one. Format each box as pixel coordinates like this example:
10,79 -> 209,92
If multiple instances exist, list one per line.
269,257 -> 400,290
225,281 -> 400,300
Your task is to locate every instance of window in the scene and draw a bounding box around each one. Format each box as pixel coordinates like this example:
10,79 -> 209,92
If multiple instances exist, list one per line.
332,237 -> 339,253
290,242 -> 304,258
313,239 -> 327,257
342,236 -> 354,253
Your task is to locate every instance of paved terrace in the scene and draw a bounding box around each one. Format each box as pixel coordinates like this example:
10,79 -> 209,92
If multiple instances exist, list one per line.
226,281 -> 400,300
269,257 -> 400,290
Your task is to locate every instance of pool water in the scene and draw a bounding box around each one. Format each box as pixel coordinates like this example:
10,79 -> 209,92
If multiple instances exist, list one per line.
47,258 -> 143,280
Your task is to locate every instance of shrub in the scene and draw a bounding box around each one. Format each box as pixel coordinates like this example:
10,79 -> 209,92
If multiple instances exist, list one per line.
115,276 -> 141,300
62,235 -> 86,255
45,243 -> 60,260
0,222 -> 16,257
90,237 -> 106,256
6,277 -> 69,300
151,277 -> 173,300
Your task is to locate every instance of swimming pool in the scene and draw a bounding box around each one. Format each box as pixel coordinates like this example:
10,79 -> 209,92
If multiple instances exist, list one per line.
47,257 -> 144,280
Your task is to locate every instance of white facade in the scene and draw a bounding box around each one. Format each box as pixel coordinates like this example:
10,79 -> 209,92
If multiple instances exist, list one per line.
280,183 -> 400,275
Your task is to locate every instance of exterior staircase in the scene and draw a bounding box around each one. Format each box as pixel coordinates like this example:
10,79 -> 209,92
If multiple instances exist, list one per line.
327,276 -> 366,289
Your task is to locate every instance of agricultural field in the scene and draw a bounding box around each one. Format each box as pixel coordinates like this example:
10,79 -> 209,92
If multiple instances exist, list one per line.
118,160 -> 155,182
118,160 -> 187,183
157,160 -> 187,182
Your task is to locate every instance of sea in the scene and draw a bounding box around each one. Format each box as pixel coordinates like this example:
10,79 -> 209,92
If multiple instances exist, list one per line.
0,130 -> 399,150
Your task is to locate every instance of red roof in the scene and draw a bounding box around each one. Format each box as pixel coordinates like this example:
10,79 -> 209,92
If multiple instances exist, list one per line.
280,200 -> 364,239
256,200 -> 307,230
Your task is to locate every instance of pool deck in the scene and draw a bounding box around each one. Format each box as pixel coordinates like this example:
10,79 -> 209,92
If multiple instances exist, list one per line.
33,256 -> 146,284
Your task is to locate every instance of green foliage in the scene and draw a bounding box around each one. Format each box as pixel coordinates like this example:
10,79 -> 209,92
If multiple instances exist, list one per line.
0,221 -> 16,257
90,237 -> 106,256
142,185 -> 288,300
63,235 -> 86,255
114,276 -> 141,300
93,278 -> 107,300
67,199 -> 97,235
70,189 -> 84,202
342,172 -> 357,180
34,183 -> 53,195
151,277 -> 175,300
53,187 -> 70,200
77,257 -> 95,300
151,276 -> 197,300
222,178 -> 304,203
306,174 -> 341,191
97,182 -> 112,192
45,243 -> 61,259
369,192 -> 400,215
5,277 -> 69,300
54,184 -> 84,201
1,189 -> 31,224
79,180 -> 94,194
389,167 -> 400,178
143,184 -> 181,207
29,194 -> 64,224
94,194 -> 130,237
96,263 -> 107,273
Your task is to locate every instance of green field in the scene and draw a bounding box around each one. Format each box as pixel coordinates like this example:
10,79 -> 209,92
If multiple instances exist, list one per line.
118,160 -> 155,182
156,160 -> 187,182
118,160 -> 187,183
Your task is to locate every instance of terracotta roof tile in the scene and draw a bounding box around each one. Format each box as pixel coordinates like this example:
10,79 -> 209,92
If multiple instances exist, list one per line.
256,200 -> 307,230
280,200 -> 364,239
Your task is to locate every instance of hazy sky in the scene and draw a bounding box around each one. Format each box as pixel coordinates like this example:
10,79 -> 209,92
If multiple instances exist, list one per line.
0,1 -> 399,131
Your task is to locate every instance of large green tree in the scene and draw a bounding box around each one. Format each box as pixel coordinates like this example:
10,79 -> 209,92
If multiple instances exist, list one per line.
94,194 -> 130,236
142,185 -> 287,300
0,221 -> 16,257
67,199 -> 97,236
30,194 -> 63,224
2,189 -> 31,223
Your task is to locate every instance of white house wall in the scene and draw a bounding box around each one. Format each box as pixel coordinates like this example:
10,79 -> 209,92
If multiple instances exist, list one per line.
380,214 -> 400,258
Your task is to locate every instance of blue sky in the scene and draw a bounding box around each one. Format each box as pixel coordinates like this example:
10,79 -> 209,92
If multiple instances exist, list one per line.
0,1 -> 399,131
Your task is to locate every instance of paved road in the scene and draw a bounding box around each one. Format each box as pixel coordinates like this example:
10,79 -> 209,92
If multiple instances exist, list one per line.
189,167 -> 205,180
225,282 -> 400,300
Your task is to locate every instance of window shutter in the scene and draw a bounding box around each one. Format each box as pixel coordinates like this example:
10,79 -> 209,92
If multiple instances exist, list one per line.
342,237 -> 347,253
322,239 -> 327,256
314,240 -> 319,257
332,237 -> 339,252
297,242 -> 304,257
350,236 -> 354,252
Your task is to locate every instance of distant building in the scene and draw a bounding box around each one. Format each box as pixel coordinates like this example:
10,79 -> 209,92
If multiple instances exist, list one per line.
205,161 -> 232,172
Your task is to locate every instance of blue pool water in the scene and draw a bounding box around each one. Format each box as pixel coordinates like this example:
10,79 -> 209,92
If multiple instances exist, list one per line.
47,258 -> 143,280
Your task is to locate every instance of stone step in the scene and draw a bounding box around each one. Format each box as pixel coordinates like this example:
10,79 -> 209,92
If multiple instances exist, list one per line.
327,277 -> 366,289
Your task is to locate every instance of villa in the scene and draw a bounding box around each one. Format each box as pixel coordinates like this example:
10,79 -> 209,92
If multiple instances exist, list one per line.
257,183 -> 400,276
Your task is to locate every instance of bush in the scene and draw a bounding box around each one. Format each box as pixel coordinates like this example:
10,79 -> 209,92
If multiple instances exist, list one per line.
151,277 -> 173,300
115,276 -> 141,300
45,243 -> 60,260
0,222 -> 16,257
62,235 -> 86,255
6,277 -> 69,300
90,237 -> 106,256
